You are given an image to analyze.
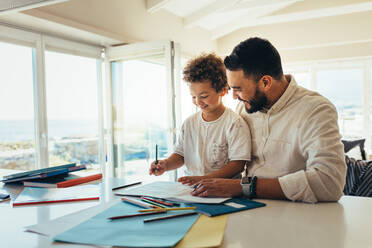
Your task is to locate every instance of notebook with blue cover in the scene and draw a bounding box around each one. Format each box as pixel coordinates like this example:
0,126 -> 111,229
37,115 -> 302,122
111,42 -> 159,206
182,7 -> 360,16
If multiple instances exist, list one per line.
2,163 -> 76,180
187,198 -> 266,217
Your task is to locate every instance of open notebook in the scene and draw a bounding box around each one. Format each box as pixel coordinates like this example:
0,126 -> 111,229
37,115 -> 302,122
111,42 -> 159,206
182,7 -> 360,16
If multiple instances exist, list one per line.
115,181 -> 230,204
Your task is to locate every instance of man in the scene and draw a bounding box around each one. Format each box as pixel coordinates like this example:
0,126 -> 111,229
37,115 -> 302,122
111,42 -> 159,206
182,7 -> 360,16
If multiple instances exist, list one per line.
192,37 -> 346,203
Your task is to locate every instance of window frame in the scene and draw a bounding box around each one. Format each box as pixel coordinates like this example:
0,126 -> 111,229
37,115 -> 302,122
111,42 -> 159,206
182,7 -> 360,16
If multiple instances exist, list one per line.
285,58 -> 372,151
0,23 -> 104,170
105,40 -> 180,181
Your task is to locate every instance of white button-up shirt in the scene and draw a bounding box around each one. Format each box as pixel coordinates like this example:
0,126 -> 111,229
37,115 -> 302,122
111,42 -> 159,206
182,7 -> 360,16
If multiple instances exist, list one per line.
236,75 -> 346,203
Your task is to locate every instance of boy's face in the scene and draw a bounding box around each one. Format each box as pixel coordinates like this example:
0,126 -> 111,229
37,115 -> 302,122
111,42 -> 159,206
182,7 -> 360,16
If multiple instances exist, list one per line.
188,80 -> 225,113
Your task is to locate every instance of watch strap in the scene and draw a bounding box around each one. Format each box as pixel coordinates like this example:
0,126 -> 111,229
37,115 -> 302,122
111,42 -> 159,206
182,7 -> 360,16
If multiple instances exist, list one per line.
249,176 -> 258,199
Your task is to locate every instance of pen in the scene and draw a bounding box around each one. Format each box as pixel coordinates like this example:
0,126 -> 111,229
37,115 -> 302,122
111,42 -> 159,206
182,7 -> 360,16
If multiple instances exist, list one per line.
138,207 -> 196,212
144,212 -> 197,223
108,210 -> 166,220
121,197 -> 157,209
112,181 -> 142,191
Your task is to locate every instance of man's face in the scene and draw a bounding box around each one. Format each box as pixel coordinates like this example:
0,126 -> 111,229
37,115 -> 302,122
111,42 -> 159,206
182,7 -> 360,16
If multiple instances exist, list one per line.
226,69 -> 268,113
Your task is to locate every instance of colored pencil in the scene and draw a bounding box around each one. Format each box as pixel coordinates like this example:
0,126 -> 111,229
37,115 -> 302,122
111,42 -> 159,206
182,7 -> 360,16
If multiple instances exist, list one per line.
142,196 -> 174,207
108,210 -> 166,220
138,207 -> 196,212
155,144 -> 158,165
121,197 -> 156,209
140,198 -> 166,208
143,212 -> 197,223
112,181 -> 142,191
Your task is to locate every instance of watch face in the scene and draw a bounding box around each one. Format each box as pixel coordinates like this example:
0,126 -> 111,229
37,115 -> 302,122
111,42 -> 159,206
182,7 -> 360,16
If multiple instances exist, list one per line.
241,176 -> 250,184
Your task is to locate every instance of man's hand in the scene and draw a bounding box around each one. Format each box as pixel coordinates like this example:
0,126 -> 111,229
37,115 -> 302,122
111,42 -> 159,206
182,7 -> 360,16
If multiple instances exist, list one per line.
178,176 -> 205,185
191,178 -> 243,197
149,159 -> 167,176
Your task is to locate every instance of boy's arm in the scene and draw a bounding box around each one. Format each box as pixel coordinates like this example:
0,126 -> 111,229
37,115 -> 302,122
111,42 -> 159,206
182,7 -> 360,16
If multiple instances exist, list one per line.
178,160 -> 246,185
205,160 -> 245,178
149,153 -> 184,176
164,153 -> 184,171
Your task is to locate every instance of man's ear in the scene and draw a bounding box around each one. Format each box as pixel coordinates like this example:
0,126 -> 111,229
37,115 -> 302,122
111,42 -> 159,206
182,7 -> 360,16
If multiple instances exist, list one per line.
260,75 -> 273,92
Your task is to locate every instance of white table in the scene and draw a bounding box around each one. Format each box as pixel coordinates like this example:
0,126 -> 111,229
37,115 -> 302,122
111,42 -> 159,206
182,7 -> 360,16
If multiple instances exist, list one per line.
1,171 -> 371,248
221,196 -> 371,248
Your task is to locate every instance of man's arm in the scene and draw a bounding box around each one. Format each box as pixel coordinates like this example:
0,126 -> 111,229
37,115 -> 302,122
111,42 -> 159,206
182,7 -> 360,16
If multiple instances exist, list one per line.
191,177 -> 287,199
280,102 -> 347,202
256,178 -> 286,200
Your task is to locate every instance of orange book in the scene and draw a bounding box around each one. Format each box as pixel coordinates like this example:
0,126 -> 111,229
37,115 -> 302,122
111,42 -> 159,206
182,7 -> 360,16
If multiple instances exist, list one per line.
23,173 -> 102,188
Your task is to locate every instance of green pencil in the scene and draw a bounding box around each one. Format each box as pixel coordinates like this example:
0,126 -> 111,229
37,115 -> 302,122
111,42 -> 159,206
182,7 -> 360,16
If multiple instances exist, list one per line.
140,198 -> 166,208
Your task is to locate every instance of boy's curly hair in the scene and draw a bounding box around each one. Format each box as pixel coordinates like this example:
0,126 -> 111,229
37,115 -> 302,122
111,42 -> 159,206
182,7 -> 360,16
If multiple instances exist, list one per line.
183,53 -> 227,93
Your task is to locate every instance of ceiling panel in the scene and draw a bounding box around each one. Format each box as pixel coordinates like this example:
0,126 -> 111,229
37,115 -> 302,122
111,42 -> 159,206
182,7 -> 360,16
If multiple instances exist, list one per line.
164,0 -> 215,17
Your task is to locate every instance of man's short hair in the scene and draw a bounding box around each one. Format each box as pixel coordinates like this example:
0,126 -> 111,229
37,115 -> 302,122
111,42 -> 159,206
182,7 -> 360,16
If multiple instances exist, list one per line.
224,37 -> 283,81
183,53 -> 227,93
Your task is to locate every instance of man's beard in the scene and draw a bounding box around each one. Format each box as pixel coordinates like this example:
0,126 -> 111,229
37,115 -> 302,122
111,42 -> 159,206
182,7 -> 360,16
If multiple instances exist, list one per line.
243,88 -> 268,114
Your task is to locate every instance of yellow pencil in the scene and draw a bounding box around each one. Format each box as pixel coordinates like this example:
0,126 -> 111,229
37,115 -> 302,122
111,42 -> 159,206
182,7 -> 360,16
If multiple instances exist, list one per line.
138,207 -> 196,212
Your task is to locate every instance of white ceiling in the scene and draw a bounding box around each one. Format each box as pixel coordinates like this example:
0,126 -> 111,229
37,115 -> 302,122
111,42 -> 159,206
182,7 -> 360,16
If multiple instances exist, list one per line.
0,0 -> 67,14
147,0 -> 372,39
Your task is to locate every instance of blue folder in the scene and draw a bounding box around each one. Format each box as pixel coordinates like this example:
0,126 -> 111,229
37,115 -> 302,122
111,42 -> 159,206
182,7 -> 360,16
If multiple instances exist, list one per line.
187,198 -> 266,217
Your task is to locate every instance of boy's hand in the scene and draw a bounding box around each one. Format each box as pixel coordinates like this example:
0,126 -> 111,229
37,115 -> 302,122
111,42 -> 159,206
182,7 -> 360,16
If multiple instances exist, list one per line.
178,176 -> 205,186
149,159 -> 167,176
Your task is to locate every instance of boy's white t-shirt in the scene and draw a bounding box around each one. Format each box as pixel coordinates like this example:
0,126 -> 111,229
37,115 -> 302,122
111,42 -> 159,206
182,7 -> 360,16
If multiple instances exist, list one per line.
174,107 -> 251,176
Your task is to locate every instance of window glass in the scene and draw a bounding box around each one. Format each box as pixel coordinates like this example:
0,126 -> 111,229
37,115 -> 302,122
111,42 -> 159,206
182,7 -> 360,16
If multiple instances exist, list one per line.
224,89 -> 239,111
292,72 -> 310,89
317,68 -> 363,138
0,41 -> 35,170
45,51 -> 100,169
180,79 -> 197,122
112,59 -> 171,182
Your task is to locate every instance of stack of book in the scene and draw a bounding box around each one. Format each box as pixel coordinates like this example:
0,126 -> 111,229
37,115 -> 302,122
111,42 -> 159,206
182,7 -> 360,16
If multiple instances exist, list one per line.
1,163 -> 102,188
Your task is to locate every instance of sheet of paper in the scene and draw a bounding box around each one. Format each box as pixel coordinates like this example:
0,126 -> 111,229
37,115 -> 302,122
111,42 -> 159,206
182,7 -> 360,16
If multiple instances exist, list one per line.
176,214 -> 227,248
26,199 -> 228,248
53,201 -> 200,247
25,199 -> 119,236
224,202 -> 246,208
13,184 -> 100,206
115,181 -> 230,204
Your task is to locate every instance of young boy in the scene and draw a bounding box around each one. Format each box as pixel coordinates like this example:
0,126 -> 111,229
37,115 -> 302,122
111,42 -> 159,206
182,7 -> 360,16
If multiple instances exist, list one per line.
149,53 -> 251,185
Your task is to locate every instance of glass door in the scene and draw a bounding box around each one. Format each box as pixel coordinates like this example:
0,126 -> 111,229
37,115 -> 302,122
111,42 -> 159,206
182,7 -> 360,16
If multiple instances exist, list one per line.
105,41 -> 180,182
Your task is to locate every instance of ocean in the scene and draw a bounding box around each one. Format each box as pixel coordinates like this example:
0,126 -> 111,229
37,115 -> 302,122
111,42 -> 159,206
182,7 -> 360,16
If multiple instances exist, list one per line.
0,120 -> 99,142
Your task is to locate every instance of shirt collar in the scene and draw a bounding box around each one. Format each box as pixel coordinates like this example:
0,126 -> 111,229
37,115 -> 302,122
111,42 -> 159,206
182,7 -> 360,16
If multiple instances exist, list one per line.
267,74 -> 297,114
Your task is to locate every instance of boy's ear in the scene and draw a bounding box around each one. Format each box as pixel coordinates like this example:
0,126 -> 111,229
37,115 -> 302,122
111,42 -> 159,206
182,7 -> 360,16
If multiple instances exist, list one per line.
219,86 -> 228,96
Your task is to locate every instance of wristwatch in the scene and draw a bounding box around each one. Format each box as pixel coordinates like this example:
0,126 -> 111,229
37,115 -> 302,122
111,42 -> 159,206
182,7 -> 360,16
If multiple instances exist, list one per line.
240,165 -> 257,199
